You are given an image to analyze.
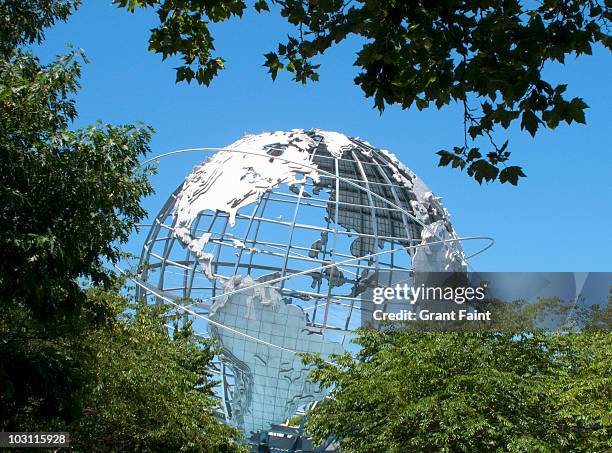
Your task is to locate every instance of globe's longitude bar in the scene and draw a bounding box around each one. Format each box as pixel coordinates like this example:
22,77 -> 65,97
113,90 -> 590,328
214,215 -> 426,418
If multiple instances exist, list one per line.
279,138 -> 323,293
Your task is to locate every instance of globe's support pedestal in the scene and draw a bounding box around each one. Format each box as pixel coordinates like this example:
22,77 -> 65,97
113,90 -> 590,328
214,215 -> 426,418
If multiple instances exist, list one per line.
251,423 -> 336,453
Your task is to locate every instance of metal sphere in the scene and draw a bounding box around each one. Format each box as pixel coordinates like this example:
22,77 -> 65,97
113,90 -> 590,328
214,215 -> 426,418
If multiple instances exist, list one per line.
135,129 -> 467,438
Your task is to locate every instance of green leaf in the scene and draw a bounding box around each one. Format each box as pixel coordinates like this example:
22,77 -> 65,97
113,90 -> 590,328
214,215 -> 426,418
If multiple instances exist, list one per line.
436,150 -> 454,167
254,0 -> 269,13
467,147 -> 481,161
467,159 -> 499,184
521,110 -> 540,137
263,52 -> 284,81
499,166 -> 526,185
569,97 -> 588,124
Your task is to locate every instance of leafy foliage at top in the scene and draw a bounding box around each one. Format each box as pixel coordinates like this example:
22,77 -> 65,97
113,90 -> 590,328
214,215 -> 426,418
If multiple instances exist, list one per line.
116,0 -> 610,185
114,0 -> 247,85
0,1 -> 80,56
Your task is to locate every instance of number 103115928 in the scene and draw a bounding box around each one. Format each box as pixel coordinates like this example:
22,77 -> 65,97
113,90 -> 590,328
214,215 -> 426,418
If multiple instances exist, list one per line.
0,432 -> 69,448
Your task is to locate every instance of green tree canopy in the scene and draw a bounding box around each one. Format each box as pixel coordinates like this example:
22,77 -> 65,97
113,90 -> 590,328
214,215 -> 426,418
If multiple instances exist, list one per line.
303,329 -> 611,452
0,4 -> 243,451
116,0 -> 611,185
69,285 -> 244,452
0,41 -> 154,428
0,1 -> 78,56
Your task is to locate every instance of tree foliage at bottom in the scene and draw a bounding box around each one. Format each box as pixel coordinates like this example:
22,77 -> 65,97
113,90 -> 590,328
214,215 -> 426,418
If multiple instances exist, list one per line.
67,285 -> 245,452
304,330 -> 611,453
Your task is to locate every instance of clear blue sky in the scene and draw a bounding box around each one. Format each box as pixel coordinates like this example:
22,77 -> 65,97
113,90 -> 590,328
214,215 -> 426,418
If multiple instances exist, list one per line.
35,2 -> 611,271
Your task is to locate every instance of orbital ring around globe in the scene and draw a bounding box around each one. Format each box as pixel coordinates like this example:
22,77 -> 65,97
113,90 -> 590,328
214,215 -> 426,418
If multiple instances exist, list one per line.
117,229 -> 493,361
128,227 -> 493,308
126,130 -> 494,442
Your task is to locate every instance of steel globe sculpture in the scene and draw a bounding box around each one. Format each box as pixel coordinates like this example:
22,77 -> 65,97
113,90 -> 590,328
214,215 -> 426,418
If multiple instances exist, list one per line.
134,129 -> 477,443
